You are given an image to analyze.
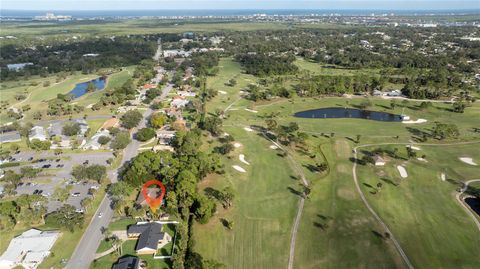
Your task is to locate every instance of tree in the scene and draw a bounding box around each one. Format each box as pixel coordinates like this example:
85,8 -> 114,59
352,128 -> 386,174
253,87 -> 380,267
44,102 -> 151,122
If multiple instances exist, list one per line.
192,193 -> 216,224
32,111 -> 43,120
97,135 -> 111,145
9,144 -> 19,153
45,205 -> 84,232
20,166 -> 42,179
377,182 -> 383,191
432,122 -> 460,140
72,164 -> 107,183
120,110 -> 143,129
452,101 -> 466,113
62,122 -> 81,136
135,128 -> 155,142
149,112 -> 168,129
356,134 -> 361,143
53,185 -> 72,202
110,131 -> 131,150
265,119 -> 277,131
29,139 -> 51,151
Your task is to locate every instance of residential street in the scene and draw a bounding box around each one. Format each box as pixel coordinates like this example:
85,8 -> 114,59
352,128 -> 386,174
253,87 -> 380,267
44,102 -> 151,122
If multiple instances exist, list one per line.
65,83 -> 173,269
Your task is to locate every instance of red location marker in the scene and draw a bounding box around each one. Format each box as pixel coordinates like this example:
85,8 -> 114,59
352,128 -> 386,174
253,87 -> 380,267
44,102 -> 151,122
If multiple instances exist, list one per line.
142,179 -> 166,213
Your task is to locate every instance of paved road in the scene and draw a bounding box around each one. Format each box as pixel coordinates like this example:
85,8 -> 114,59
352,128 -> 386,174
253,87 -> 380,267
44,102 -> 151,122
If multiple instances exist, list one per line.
65,83 -> 173,269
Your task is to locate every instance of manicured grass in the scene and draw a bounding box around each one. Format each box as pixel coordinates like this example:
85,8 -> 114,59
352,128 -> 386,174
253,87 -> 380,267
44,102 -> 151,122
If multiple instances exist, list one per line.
108,218 -> 137,231
195,57 -> 480,269
356,144 -> 480,268
96,239 -> 113,254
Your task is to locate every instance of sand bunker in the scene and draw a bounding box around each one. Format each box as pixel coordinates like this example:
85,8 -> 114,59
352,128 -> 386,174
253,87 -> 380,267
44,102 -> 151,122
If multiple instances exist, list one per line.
239,154 -> 250,165
244,108 -> 258,113
417,158 -> 428,162
402,119 -> 427,124
243,127 -> 254,132
459,157 -> 478,166
232,165 -> 246,173
441,173 -> 446,181
269,145 -> 278,149
233,142 -> 242,148
397,166 -> 408,178
219,90 -> 227,95
407,145 -> 421,150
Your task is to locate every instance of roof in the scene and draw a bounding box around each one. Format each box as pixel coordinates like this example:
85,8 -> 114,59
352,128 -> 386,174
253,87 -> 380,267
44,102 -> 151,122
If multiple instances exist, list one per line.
374,155 -> 385,162
0,228 -> 59,266
112,256 -> 139,269
127,223 -> 164,251
0,131 -> 21,143
135,187 -> 161,206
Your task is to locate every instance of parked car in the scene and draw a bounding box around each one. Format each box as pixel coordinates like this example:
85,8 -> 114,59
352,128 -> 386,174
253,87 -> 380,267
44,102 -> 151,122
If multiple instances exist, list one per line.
71,192 -> 81,197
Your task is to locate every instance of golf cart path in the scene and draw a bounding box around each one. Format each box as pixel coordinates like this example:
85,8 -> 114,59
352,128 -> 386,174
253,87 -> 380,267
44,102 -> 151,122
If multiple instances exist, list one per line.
456,179 -> 480,232
353,140 -> 480,269
262,135 -> 308,269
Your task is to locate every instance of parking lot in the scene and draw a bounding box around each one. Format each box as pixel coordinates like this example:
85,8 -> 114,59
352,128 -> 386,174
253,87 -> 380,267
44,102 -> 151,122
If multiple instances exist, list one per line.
6,151 -> 113,213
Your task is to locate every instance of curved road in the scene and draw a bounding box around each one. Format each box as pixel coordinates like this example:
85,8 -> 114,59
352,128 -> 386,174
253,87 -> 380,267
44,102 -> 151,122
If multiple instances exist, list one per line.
456,179 -> 480,232
352,140 -> 480,269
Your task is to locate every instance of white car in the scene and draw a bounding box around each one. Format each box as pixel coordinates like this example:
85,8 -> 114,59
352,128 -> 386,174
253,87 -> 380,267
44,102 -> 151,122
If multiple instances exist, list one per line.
98,213 -> 103,218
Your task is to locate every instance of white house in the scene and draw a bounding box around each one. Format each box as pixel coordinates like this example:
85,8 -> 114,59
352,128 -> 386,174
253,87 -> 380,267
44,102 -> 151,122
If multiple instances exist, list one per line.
83,129 -> 110,150
0,229 -> 60,269
29,126 -> 47,141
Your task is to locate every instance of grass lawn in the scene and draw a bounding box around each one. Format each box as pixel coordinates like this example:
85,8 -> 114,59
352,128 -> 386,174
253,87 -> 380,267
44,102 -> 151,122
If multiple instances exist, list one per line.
194,57 -> 480,268
96,239 -> 113,254
356,143 -> 480,268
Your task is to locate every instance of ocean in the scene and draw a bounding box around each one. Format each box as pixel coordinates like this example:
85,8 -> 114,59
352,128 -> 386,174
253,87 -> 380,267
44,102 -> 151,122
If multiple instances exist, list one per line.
1,9 -> 479,18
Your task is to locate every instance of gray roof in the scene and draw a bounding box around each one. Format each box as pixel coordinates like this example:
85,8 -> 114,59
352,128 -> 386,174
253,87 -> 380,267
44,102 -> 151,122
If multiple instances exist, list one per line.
127,222 -> 164,251
0,131 -> 21,143
112,256 -> 139,269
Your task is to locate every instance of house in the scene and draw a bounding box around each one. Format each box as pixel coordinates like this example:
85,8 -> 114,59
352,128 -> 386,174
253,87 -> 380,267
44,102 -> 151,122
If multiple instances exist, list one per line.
83,129 -> 110,150
73,119 -> 89,136
112,256 -> 139,269
127,222 -> 171,255
156,130 -> 176,145
373,90 -> 383,96
6,63 -> 33,71
0,228 -> 60,269
170,96 -> 190,109
0,131 -> 21,143
135,188 -> 161,207
374,155 -> 386,166
29,126 -> 47,141
386,90 -> 402,97
143,84 -> 157,90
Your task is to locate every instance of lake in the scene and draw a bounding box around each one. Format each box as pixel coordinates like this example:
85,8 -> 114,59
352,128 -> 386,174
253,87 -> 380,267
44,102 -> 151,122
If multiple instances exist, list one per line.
465,197 -> 480,217
294,107 -> 403,122
69,77 -> 106,98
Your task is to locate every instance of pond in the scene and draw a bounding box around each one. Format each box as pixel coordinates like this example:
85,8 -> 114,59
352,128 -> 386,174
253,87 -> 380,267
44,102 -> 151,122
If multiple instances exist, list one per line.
68,77 -> 106,98
465,197 -> 480,217
294,107 -> 403,122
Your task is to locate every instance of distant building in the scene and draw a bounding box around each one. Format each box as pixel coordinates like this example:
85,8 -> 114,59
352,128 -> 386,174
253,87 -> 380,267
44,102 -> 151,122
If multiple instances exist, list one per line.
170,96 -> 190,108
6,63 -> 33,71
0,131 -> 21,143
83,129 -> 110,150
112,256 -> 139,269
33,13 -> 72,21
29,126 -> 47,141
0,229 -> 60,269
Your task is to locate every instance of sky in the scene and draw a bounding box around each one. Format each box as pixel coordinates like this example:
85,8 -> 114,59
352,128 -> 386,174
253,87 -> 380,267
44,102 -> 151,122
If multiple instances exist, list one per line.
1,0 -> 479,11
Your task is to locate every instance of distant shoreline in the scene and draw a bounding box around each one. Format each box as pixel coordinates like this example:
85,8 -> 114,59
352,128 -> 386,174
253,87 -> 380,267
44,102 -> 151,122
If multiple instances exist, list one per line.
1,9 -> 480,18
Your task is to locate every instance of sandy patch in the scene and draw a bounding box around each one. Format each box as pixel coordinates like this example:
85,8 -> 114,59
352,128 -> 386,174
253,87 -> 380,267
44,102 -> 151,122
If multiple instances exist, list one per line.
233,142 -> 242,148
219,90 -> 227,95
239,154 -> 250,165
459,157 -> 477,166
269,145 -> 278,149
402,119 -> 427,124
223,132 -> 229,137
397,166 -> 408,178
417,158 -> 428,162
407,145 -> 421,150
229,108 -> 239,111
441,173 -> 446,181
244,108 -> 258,113
243,127 -> 254,132
86,103 -> 94,109
232,165 -> 246,173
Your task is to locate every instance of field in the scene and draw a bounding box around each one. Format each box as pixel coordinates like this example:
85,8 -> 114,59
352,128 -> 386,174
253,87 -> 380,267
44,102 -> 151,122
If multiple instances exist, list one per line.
0,66 -> 134,125
193,57 -> 480,268
357,144 -> 480,268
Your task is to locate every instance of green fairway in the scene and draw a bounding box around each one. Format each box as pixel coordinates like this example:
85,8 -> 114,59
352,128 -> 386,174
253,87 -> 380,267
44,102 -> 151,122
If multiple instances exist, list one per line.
194,57 -> 480,269
356,143 -> 480,268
